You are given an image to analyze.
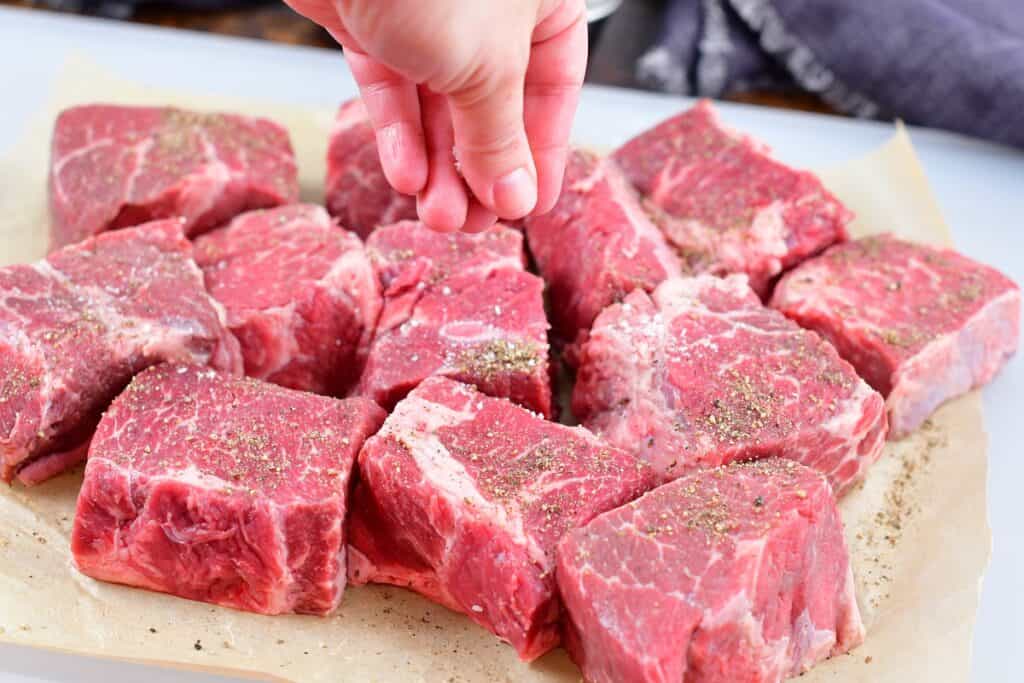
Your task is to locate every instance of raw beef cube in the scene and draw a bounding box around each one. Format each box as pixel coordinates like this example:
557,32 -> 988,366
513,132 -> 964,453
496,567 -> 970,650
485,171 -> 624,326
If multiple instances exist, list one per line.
358,221 -> 552,417
556,458 -> 864,683
613,100 -> 851,295
325,99 -> 418,238
347,377 -> 655,660
367,218 -> 525,279
772,233 -> 1021,437
573,274 -> 886,495
0,220 -> 242,486
71,364 -> 385,616
194,204 -> 380,395
49,104 -> 299,248
523,149 -> 682,349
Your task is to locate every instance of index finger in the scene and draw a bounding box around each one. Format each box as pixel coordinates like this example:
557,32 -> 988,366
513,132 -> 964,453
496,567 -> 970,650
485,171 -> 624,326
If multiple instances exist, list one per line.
346,52 -> 430,196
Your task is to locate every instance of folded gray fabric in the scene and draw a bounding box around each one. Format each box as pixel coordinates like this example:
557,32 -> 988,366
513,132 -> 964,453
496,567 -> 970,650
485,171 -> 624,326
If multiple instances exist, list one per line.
639,0 -> 1024,148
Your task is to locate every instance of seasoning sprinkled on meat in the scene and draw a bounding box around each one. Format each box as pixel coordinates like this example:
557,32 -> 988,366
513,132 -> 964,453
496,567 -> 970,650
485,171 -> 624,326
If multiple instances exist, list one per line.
454,339 -> 543,381
772,233 -> 1020,437
347,377 -> 655,661
358,221 -> 552,417
49,104 -> 298,248
574,274 -> 887,495
70,364 -> 385,616
612,100 -> 851,296
557,457 -> 864,683
0,220 -> 241,486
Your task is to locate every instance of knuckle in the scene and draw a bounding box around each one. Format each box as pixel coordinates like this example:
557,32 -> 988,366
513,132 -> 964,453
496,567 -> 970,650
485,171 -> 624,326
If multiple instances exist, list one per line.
531,139 -> 570,156
458,127 -> 524,159
445,48 -> 525,100
524,81 -> 581,100
359,76 -> 400,96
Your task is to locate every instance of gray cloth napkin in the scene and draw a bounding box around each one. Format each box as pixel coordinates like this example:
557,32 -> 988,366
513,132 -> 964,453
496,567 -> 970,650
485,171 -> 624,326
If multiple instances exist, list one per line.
639,0 -> 1024,148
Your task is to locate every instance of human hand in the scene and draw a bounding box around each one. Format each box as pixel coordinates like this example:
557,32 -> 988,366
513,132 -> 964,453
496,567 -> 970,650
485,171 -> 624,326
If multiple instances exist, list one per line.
285,0 -> 587,232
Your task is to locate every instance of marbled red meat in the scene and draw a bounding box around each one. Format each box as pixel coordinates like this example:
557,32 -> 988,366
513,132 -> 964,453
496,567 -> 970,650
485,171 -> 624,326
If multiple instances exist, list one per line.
613,100 -> 850,295
71,364 -> 385,615
772,233 -> 1020,437
573,274 -> 887,495
0,220 -> 241,486
557,458 -> 864,683
523,149 -> 682,351
347,377 -> 655,660
195,204 -> 380,394
49,104 -> 298,248
358,221 -> 552,417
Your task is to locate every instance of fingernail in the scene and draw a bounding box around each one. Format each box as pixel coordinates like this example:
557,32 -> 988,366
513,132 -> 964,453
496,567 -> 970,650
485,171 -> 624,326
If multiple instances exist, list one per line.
493,167 -> 537,219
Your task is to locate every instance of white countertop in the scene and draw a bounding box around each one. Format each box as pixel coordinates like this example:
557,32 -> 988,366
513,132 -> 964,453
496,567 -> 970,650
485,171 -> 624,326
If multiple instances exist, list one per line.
0,7 -> 1021,681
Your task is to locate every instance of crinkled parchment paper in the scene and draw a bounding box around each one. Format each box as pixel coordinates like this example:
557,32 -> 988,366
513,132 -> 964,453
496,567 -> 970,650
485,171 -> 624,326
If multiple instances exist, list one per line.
0,58 -> 988,683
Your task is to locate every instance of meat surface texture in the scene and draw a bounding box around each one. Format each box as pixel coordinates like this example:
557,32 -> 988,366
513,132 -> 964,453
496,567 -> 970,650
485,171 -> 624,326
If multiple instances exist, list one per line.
49,104 -> 299,249
71,364 -> 385,616
0,220 -> 242,486
523,148 -> 682,350
325,99 -> 417,238
194,204 -> 381,395
347,377 -> 655,660
357,221 -> 552,417
573,274 -> 887,495
613,100 -> 851,296
772,233 -> 1021,438
556,458 -> 864,683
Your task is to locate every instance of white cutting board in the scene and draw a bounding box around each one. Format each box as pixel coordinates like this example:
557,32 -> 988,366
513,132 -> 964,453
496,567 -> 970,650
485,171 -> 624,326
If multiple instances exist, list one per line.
0,8 -> 1021,682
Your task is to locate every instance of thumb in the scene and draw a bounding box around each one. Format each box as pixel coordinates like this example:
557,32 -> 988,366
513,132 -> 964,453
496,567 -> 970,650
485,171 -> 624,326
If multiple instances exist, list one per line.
446,65 -> 538,221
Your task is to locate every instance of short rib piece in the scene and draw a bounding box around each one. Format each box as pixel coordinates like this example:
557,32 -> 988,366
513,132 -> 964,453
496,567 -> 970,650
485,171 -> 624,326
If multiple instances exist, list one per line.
557,458 -> 864,683
523,148 -> 682,352
195,204 -> 380,394
772,233 -> 1020,437
0,220 -> 241,485
71,364 -> 384,615
613,100 -> 851,296
49,104 -> 298,248
347,377 -> 655,660
358,221 -> 552,417
573,274 -> 887,495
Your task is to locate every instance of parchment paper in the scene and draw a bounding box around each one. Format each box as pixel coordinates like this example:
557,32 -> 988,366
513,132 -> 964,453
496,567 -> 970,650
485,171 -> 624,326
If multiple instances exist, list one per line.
0,58 -> 989,683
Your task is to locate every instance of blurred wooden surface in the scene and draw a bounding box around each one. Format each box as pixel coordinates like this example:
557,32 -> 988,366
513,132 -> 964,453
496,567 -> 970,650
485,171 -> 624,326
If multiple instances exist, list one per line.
2,0 -> 335,47
2,0 -> 835,114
